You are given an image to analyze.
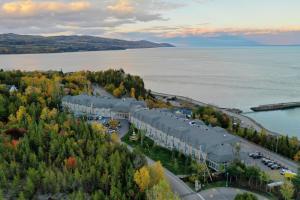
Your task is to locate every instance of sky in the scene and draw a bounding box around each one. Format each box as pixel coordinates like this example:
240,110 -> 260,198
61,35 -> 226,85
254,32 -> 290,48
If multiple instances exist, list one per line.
0,0 -> 300,45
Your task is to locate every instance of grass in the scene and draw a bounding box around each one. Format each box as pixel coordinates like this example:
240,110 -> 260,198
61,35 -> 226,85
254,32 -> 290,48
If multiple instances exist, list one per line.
122,130 -> 191,175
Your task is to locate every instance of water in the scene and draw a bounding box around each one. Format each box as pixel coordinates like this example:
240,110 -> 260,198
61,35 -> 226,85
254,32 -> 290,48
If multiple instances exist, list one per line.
0,47 -> 300,137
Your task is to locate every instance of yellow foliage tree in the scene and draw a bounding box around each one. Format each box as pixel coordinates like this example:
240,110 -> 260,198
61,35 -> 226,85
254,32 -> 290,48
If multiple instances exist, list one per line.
149,161 -> 165,187
130,88 -> 136,98
134,166 -> 150,192
16,106 -> 27,123
111,132 -> 120,143
108,119 -> 119,129
91,122 -> 107,134
113,88 -> 122,97
294,151 -> 300,161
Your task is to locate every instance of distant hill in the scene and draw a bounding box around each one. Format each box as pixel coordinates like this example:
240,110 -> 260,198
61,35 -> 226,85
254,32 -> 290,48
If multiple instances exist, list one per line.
0,33 -> 174,54
162,35 -> 261,47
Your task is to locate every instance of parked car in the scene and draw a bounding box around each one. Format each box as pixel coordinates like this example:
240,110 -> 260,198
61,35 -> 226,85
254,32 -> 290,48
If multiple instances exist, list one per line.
250,152 -> 263,159
262,158 -> 270,164
270,164 -> 280,170
267,162 -> 275,167
280,168 -> 289,175
264,160 -> 273,165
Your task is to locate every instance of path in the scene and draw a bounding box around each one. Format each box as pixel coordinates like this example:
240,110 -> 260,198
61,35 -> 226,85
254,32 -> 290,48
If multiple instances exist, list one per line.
199,187 -> 269,200
92,84 -> 114,98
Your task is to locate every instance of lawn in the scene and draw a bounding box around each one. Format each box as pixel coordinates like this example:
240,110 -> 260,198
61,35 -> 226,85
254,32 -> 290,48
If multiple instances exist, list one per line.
122,130 -> 192,175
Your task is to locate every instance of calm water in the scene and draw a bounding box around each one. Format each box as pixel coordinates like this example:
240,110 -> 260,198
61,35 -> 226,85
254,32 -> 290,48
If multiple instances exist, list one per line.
1,47 -> 300,137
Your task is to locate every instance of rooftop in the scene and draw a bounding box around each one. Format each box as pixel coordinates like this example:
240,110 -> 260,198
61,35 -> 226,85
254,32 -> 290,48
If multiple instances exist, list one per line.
132,109 -> 239,163
62,94 -> 146,113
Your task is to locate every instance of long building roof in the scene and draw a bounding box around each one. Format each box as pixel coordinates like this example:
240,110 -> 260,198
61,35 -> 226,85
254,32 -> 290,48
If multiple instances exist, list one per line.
132,109 -> 239,163
62,94 -> 146,113
63,95 -> 239,163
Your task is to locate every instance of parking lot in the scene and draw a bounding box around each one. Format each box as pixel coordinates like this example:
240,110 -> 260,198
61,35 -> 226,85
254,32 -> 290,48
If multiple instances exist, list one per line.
240,141 -> 297,181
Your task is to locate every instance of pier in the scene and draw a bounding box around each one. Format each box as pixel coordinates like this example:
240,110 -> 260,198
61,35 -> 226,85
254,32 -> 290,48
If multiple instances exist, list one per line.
251,102 -> 300,112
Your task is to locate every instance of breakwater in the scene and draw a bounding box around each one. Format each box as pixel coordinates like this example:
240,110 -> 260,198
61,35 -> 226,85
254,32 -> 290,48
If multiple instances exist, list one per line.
251,102 -> 300,112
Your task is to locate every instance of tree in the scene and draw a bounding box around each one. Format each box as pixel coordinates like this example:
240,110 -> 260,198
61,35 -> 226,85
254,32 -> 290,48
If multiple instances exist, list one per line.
65,156 -> 77,169
0,94 -> 8,120
23,177 -> 35,199
130,88 -> 136,98
113,87 -> 122,98
0,189 -> 4,200
134,166 -> 150,192
146,179 -> 180,200
191,161 -> 210,183
108,119 -> 119,129
292,168 -> 300,198
17,192 -> 26,200
148,161 -> 165,187
294,151 -> 300,161
280,181 -> 295,200
234,192 -> 258,200
111,132 -> 119,143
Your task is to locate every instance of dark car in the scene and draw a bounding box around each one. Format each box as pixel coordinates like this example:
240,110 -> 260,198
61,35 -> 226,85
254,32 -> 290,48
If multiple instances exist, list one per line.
262,158 -> 270,164
251,152 -> 263,159
267,162 -> 275,167
270,164 -> 280,170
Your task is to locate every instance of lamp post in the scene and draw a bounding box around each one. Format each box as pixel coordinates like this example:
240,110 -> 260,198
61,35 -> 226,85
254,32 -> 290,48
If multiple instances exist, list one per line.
226,172 -> 229,187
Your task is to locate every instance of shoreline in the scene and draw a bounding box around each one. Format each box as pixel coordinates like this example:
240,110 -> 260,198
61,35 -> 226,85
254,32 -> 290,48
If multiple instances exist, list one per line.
151,91 -> 280,136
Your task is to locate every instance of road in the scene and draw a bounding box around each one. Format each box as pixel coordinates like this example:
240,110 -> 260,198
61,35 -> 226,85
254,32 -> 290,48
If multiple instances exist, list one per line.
199,187 -> 269,200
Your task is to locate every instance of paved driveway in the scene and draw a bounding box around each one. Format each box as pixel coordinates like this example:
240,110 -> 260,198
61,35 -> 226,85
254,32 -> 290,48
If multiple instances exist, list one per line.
118,119 -> 130,138
199,187 -> 269,200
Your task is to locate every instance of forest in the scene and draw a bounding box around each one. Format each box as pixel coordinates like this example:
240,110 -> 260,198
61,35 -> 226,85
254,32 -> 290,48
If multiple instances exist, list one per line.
0,70 -> 177,199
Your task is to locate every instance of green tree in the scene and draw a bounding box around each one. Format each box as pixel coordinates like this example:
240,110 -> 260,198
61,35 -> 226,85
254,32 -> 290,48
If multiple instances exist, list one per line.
0,94 -> 8,120
146,179 -> 180,200
292,168 -> 300,198
23,177 -> 35,199
280,181 -> 295,200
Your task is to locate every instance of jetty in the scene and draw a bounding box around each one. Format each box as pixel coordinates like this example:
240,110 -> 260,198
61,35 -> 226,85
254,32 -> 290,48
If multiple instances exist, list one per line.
251,102 -> 300,112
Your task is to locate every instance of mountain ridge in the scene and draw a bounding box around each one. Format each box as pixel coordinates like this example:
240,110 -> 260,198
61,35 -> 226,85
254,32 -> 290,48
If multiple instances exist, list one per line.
0,33 -> 174,54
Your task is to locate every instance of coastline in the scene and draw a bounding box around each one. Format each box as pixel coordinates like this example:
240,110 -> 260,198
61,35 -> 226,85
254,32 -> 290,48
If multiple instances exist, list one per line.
151,91 -> 280,136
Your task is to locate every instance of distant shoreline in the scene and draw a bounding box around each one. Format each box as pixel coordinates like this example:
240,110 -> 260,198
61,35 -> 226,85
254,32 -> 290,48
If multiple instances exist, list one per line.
151,90 -> 281,136
0,33 -> 174,55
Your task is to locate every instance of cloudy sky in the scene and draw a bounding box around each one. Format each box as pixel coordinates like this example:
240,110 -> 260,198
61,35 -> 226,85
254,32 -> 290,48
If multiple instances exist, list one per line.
1,0 -> 300,45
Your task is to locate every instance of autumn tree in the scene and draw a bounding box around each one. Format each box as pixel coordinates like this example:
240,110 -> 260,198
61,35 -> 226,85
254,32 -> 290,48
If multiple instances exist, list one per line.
280,181 -> 295,200
146,179 -> 180,200
294,151 -> 300,161
148,161 -> 165,187
130,88 -> 136,98
134,166 -> 150,192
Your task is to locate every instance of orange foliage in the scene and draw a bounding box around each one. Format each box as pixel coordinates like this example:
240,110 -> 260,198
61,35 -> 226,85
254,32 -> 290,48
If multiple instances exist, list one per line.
65,156 -> 77,169
11,139 -> 20,148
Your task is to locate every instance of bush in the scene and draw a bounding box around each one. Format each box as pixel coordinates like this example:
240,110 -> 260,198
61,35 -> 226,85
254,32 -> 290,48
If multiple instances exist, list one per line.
234,192 -> 258,200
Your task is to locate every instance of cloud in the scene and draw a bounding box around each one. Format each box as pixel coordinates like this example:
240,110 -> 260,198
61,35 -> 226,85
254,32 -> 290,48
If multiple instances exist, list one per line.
2,0 -> 90,16
107,0 -> 134,14
146,25 -> 300,38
